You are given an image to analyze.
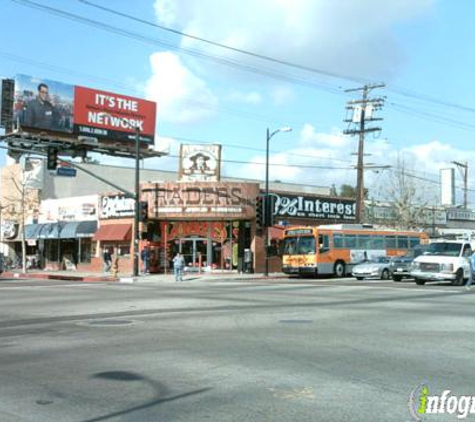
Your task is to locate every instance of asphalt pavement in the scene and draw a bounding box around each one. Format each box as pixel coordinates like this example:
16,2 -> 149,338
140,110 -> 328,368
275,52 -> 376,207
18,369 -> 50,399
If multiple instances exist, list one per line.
0,276 -> 473,421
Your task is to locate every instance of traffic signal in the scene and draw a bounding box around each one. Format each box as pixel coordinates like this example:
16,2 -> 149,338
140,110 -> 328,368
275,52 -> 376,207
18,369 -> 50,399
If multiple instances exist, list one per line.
46,147 -> 58,170
139,201 -> 148,222
264,195 -> 276,227
255,196 -> 264,235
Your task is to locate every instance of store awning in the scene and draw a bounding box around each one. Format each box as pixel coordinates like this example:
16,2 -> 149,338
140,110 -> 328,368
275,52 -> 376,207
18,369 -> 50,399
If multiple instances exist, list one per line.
59,222 -> 81,239
38,223 -> 62,239
76,221 -> 97,238
24,224 -> 43,240
92,224 -> 132,241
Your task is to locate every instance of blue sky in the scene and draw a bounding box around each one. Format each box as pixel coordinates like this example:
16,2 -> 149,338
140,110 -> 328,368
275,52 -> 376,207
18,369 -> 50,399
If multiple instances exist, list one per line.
1,0 -> 475,204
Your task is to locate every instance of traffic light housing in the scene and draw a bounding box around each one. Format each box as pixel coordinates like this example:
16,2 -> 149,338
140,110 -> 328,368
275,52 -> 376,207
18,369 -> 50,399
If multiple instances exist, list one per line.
256,196 -> 264,235
264,195 -> 275,227
139,201 -> 148,222
46,147 -> 58,170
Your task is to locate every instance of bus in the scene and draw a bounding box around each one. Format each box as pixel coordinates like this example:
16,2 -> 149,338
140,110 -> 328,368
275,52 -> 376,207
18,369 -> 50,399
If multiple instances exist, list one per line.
282,224 -> 428,277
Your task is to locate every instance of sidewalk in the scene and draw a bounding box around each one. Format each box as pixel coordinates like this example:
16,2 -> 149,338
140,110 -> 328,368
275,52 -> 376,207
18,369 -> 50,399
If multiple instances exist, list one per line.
0,269 -> 288,283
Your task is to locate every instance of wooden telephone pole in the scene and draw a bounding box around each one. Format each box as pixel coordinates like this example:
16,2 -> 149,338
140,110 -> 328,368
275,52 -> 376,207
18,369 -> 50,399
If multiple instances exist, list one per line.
344,84 -> 385,223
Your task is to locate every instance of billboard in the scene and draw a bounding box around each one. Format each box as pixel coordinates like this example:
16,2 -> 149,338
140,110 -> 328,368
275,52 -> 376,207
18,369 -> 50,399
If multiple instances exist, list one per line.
440,168 -> 455,206
11,74 -> 156,144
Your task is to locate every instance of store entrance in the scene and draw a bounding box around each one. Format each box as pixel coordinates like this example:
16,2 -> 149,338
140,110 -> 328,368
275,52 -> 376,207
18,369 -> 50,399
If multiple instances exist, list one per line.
179,237 -> 207,271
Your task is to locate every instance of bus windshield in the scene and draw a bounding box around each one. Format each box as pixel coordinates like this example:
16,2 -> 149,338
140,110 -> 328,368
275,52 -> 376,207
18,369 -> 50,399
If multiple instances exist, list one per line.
283,236 -> 316,255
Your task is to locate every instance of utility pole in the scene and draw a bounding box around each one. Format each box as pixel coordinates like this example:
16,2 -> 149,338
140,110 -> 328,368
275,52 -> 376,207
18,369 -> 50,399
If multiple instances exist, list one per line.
452,161 -> 468,209
344,83 -> 385,223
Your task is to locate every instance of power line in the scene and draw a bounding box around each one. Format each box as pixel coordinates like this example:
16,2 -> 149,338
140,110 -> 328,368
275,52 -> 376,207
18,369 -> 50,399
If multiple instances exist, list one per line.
78,0 -> 475,116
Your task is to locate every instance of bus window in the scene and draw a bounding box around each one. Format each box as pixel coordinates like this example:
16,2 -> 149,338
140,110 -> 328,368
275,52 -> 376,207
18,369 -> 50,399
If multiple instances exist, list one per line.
284,237 -> 297,255
358,235 -> 370,249
409,237 -> 420,248
333,234 -> 344,248
318,235 -> 329,254
344,234 -> 357,248
300,236 -> 316,254
397,236 -> 409,249
370,236 -> 385,249
386,235 -> 397,249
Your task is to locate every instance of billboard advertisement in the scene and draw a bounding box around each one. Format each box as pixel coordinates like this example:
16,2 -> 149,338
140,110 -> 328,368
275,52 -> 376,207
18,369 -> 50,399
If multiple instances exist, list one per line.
440,168 -> 455,206
11,74 -> 156,144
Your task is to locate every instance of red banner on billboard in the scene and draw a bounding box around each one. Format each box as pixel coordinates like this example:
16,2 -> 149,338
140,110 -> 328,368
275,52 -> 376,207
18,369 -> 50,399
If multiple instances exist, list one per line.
74,86 -> 156,143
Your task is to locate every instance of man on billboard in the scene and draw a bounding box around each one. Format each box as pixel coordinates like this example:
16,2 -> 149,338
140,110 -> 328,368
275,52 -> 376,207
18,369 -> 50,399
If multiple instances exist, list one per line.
23,83 -> 59,130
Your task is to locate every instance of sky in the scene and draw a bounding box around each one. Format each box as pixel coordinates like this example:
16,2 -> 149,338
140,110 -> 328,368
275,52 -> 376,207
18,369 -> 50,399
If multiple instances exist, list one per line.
1,0 -> 475,205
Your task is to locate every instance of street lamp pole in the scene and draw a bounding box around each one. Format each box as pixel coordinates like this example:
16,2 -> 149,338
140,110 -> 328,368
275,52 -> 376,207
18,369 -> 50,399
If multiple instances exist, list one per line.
264,126 -> 292,277
133,128 -> 140,277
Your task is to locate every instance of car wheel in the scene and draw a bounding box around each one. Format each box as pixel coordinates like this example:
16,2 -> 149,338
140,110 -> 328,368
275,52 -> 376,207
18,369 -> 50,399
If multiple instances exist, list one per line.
392,275 -> 402,282
333,261 -> 346,278
452,269 -> 464,286
381,269 -> 390,280
356,277 -> 364,280
415,278 -> 425,285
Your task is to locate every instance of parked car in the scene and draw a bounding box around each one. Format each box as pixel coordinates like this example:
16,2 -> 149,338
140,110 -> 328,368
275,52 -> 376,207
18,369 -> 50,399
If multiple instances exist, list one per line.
389,244 -> 430,281
352,256 -> 391,280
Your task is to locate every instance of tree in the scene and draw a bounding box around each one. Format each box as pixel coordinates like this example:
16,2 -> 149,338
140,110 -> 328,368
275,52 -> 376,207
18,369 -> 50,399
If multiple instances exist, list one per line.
379,156 -> 434,229
1,163 -> 41,273
339,184 -> 357,198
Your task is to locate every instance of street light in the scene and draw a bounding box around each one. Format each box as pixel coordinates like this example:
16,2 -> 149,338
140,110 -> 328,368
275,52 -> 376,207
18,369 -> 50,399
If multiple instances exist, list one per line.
265,126 -> 292,277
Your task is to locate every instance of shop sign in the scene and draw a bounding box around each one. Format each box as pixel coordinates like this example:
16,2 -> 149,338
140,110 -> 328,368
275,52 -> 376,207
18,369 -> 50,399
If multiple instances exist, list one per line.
178,144 -> 221,182
142,182 -> 259,219
447,210 -> 475,221
1,221 -> 18,239
39,195 -> 98,222
100,194 -> 135,219
273,193 -> 356,221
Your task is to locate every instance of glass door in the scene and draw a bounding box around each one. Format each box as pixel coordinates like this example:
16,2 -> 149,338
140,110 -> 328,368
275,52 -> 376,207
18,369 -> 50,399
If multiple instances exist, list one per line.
179,238 -> 208,270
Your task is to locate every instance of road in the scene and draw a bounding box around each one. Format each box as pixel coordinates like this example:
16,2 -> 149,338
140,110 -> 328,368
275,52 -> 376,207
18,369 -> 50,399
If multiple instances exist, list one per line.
0,276 -> 473,422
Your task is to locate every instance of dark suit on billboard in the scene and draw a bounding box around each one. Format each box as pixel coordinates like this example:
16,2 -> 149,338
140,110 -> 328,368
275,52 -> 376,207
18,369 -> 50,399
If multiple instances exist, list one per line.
24,98 -> 59,131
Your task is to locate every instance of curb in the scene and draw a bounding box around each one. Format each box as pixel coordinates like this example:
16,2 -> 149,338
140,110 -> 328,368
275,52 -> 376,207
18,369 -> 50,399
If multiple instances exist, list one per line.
1,272 -> 117,283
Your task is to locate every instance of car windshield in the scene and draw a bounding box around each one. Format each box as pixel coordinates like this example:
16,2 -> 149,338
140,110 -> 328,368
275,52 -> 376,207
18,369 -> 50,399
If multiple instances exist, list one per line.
370,257 -> 390,264
423,242 -> 463,257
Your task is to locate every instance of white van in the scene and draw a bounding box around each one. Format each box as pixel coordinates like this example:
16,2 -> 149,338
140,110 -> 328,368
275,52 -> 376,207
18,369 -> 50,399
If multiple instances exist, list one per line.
410,240 -> 472,286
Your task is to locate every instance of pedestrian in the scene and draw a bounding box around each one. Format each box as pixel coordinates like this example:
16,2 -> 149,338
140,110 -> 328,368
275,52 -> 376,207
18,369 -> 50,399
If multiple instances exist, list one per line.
467,251 -> 475,291
141,246 -> 150,274
172,252 -> 185,282
103,248 -> 112,274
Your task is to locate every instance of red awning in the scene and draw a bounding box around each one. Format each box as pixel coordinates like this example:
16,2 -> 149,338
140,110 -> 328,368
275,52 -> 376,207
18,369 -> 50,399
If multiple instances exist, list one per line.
93,224 -> 132,241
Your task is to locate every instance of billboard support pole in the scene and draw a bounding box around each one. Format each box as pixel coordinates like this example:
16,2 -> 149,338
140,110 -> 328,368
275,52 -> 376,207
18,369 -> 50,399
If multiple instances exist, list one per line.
133,129 -> 140,277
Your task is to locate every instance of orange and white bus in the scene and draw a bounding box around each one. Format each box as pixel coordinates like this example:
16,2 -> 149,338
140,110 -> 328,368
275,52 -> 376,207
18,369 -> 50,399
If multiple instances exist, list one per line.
282,224 -> 428,277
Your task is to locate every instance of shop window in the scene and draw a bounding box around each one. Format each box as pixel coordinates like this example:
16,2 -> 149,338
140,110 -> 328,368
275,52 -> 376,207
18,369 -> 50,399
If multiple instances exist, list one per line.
117,245 -> 130,256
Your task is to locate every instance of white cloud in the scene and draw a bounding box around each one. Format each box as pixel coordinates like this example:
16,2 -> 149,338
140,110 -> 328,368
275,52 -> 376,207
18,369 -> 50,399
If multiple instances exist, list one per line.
227,90 -> 262,105
154,0 -> 434,81
145,52 -> 218,123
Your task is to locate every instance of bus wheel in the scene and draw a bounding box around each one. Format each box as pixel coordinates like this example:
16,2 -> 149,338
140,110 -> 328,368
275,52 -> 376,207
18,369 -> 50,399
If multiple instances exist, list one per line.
333,261 -> 346,278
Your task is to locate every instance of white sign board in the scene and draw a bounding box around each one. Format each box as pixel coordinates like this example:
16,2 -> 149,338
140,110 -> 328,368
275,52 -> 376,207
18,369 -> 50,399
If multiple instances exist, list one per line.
440,168 -> 455,206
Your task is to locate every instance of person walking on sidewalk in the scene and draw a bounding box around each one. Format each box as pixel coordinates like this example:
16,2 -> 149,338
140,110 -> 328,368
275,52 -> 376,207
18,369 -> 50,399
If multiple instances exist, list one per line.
467,251 -> 475,290
103,248 -> 112,274
172,252 -> 185,282
141,246 -> 151,274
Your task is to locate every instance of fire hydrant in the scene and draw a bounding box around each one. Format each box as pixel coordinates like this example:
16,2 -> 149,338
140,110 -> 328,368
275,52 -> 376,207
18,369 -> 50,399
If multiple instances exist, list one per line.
111,258 -> 119,278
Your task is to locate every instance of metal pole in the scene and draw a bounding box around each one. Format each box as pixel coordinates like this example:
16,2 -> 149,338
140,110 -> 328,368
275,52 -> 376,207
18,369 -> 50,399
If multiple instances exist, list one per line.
133,129 -> 140,277
265,128 -> 270,277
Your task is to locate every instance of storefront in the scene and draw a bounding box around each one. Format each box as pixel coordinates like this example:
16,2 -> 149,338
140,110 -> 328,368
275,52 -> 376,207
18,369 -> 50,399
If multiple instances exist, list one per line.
141,181 -> 259,273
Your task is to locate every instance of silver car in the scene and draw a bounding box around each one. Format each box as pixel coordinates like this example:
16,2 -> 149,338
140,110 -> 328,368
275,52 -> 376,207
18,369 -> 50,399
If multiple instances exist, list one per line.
351,256 -> 391,280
